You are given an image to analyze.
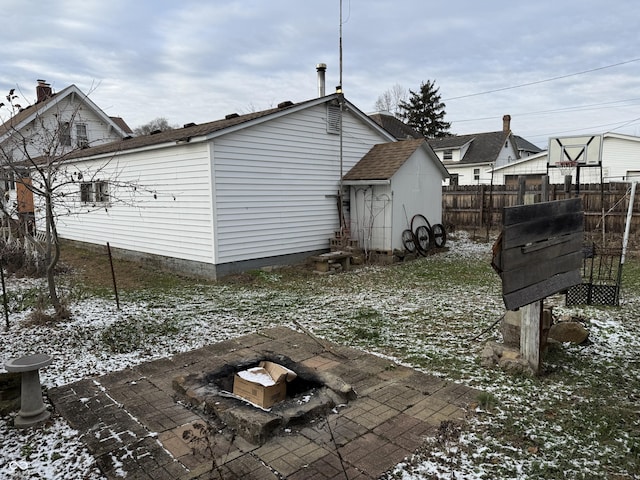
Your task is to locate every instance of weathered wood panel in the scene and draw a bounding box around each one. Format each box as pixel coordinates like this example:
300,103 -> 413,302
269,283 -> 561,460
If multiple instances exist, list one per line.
495,198 -> 584,310
503,271 -> 583,311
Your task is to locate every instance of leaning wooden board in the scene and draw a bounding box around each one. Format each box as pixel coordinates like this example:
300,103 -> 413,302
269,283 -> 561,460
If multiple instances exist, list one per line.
492,197 -> 584,310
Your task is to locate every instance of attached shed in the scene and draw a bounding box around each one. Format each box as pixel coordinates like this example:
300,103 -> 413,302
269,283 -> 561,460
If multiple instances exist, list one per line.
44,94 -> 397,278
342,138 -> 449,253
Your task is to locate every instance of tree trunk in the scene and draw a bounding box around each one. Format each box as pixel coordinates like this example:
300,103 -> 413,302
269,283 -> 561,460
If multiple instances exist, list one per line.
44,191 -> 64,318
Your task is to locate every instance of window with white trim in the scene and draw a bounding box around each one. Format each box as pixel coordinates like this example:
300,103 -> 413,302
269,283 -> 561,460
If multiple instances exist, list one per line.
80,181 -> 109,203
473,168 -> 480,181
60,122 -> 71,146
76,123 -> 89,148
443,149 -> 453,161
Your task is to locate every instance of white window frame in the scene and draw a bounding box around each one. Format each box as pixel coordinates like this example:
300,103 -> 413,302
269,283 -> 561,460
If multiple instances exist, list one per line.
80,181 -> 109,203
76,123 -> 89,148
473,168 -> 480,181
60,122 -> 71,146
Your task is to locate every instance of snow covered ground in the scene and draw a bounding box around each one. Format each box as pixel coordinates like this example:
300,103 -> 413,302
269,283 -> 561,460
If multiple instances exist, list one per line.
1,231 -> 639,479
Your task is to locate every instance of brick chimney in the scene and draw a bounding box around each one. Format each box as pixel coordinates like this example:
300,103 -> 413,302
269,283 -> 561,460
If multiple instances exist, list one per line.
503,114 -> 511,132
36,79 -> 52,103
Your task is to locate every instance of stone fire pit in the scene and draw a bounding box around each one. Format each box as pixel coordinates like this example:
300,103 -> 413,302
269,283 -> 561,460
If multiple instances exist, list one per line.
173,353 -> 356,445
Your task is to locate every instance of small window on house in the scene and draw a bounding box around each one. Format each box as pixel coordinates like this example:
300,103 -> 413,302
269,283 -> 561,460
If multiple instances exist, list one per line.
76,124 -> 89,148
326,104 -> 341,134
60,122 -> 71,146
4,170 -> 15,191
80,181 -> 109,203
473,168 -> 480,181
449,173 -> 459,186
443,149 -> 453,161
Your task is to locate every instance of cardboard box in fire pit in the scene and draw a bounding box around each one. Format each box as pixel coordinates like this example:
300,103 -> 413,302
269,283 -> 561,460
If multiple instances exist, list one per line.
233,361 -> 297,408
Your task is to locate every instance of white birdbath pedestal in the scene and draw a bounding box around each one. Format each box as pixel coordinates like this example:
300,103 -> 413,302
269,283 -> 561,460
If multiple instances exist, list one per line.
4,354 -> 53,428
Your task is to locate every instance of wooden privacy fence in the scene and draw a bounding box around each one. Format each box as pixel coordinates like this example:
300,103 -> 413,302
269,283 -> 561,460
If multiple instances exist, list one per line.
442,182 -> 640,236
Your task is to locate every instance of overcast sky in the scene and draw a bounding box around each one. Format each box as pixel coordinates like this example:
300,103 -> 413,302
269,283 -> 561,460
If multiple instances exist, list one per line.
2,0 -> 639,147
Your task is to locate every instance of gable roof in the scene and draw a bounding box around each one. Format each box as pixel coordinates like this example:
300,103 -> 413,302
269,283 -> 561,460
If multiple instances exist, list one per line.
429,130 -> 513,165
62,94 -> 396,161
513,135 -> 542,154
109,116 -> 133,134
343,138 -> 448,182
0,84 -> 131,142
368,112 -> 423,140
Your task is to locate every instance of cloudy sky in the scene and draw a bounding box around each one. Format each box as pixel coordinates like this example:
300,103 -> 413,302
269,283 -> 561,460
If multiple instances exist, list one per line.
1,0 -> 639,147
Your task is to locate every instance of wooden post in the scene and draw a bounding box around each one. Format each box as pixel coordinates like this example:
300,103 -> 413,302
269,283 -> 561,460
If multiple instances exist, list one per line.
478,184 -> 485,230
541,175 -> 549,202
518,179 -> 543,374
517,176 -> 526,205
520,301 -> 542,372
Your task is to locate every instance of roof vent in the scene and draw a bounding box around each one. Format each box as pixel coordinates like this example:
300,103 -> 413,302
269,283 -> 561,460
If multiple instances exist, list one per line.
183,122 -> 197,128
150,129 -> 162,135
277,101 -> 294,109
225,113 -> 239,119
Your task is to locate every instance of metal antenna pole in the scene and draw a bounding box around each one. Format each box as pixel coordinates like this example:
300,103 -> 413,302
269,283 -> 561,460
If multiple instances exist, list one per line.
339,0 -> 343,89
338,0 -> 345,233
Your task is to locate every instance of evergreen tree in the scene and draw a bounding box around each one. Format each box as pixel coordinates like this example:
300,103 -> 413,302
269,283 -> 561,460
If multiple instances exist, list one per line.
398,80 -> 451,138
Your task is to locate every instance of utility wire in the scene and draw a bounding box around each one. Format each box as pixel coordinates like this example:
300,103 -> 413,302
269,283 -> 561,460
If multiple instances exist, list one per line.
444,58 -> 640,101
452,97 -> 640,124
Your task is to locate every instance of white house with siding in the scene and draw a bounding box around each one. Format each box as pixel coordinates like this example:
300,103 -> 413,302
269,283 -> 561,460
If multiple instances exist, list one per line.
490,133 -> 640,186
0,80 -> 131,226
0,80 -> 131,161
343,138 -> 448,253
44,93 -> 421,278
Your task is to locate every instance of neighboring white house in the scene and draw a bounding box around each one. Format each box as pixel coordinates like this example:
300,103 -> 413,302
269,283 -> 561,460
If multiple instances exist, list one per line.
342,138 -> 449,253
430,115 -> 542,186
490,132 -> 640,186
0,80 -> 132,160
34,93 -> 447,279
0,80 -> 132,224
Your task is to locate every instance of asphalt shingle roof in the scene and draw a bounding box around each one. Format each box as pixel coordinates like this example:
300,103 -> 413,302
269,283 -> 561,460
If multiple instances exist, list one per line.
428,130 -> 511,165
513,135 -> 543,154
343,138 -> 427,181
368,113 -> 423,140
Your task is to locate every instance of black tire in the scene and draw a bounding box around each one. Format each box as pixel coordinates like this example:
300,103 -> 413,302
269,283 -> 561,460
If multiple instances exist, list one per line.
410,214 -> 432,233
414,225 -> 433,255
432,223 -> 447,248
401,229 -> 417,253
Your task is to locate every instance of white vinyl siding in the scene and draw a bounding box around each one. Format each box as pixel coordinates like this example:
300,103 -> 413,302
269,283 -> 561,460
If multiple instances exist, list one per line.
52,142 -> 215,263
212,104 -> 389,264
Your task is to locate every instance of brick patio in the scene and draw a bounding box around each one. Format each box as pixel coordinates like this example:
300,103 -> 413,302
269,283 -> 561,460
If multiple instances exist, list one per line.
48,327 -> 479,479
